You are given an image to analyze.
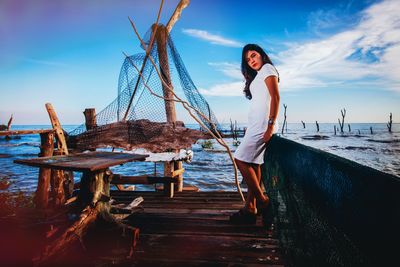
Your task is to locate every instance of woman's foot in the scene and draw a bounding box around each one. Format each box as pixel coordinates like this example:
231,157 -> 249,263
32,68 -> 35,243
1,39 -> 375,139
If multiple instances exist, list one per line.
258,198 -> 274,228
229,208 -> 257,224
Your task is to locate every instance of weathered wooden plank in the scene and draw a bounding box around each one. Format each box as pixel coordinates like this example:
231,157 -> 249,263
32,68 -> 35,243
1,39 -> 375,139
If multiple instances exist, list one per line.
117,202 -> 244,210
14,152 -> 148,172
0,129 -> 54,136
131,259 -> 283,267
128,221 -> 270,238
111,190 -> 246,197
131,234 -> 284,265
111,174 -> 177,185
110,190 -> 285,266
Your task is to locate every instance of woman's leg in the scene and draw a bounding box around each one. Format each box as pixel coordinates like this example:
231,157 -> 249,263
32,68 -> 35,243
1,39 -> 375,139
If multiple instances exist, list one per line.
235,159 -> 269,209
244,164 -> 262,213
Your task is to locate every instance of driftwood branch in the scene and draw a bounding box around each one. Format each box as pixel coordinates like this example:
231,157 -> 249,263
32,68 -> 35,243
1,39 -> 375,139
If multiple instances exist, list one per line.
36,205 -> 100,265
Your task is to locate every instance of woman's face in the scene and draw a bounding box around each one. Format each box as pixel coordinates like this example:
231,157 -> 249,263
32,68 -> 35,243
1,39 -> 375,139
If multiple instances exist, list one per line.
246,50 -> 263,71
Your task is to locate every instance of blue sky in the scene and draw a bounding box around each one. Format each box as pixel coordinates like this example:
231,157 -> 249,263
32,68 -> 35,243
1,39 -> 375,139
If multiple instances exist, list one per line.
0,0 -> 399,125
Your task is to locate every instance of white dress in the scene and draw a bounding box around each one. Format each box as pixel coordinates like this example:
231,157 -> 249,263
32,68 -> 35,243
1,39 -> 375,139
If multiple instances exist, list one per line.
234,63 -> 279,164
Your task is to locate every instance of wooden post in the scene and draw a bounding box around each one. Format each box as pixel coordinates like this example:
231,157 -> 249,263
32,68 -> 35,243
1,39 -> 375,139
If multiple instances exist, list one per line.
46,103 -> 70,207
174,161 -> 183,192
83,108 -> 97,130
34,132 -> 54,208
164,161 -> 174,197
156,25 -> 177,123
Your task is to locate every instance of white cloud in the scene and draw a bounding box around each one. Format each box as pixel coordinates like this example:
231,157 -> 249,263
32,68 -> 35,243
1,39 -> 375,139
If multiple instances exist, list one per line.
276,0 -> 400,92
22,57 -> 67,67
199,81 -> 243,96
207,62 -> 242,79
182,28 -> 244,47
200,0 -> 400,96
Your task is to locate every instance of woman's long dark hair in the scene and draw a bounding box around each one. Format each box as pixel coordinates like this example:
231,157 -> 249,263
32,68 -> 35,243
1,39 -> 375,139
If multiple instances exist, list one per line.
241,44 -> 278,100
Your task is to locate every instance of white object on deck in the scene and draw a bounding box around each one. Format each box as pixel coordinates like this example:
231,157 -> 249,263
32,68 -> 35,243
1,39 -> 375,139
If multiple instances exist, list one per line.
125,148 -> 193,163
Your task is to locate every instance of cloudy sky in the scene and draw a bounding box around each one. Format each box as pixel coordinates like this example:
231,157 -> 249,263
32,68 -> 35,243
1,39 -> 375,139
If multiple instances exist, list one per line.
0,0 -> 399,125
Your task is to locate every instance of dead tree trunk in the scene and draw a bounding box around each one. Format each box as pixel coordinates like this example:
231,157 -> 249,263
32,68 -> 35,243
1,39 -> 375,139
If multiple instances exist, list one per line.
334,125 -> 337,135
301,120 -> 305,129
338,108 -> 346,133
348,124 -> 351,132
316,121 -> 319,132
387,112 -> 393,133
281,104 -> 287,134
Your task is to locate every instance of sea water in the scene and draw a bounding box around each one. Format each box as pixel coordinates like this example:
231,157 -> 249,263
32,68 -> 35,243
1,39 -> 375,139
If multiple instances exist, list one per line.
0,123 -> 399,192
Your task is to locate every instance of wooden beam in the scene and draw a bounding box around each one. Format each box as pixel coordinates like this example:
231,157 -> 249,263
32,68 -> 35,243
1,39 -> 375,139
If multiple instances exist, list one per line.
172,167 -> 184,178
0,129 -> 54,136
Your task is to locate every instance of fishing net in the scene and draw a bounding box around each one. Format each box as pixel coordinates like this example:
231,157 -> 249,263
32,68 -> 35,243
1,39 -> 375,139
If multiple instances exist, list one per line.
263,135 -> 400,267
68,25 -> 220,152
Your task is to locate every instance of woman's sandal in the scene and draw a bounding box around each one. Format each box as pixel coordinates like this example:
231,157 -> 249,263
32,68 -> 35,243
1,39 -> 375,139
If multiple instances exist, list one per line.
229,208 -> 257,224
259,200 -> 274,229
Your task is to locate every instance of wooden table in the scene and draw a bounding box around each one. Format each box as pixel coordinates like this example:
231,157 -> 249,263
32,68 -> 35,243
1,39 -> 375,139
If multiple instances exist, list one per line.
15,151 -> 149,208
15,151 -> 148,263
14,151 -> 148,172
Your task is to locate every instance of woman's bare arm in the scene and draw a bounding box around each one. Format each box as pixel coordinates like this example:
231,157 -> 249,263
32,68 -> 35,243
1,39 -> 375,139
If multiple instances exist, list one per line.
263,76 -> 280,142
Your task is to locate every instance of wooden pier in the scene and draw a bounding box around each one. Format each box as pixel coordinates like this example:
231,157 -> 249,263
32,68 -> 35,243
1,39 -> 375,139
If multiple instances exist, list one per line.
111,190 -> 286,266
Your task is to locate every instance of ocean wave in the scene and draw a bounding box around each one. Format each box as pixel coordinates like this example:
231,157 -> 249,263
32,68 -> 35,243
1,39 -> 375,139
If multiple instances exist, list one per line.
301,135 -> 330,140
366,139 -> 400,144
0,142 -> 40,147
344,146 -> 374,151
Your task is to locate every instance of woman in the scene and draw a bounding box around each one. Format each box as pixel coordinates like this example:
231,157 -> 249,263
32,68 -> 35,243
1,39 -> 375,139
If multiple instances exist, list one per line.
231,44 -> 280,227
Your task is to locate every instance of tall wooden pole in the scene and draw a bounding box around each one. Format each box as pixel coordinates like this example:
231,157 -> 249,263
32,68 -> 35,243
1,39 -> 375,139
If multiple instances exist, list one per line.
156,25 -> 177,123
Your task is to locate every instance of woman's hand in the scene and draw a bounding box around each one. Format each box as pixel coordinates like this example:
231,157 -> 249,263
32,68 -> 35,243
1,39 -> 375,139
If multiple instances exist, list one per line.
263,126 -> 274,143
